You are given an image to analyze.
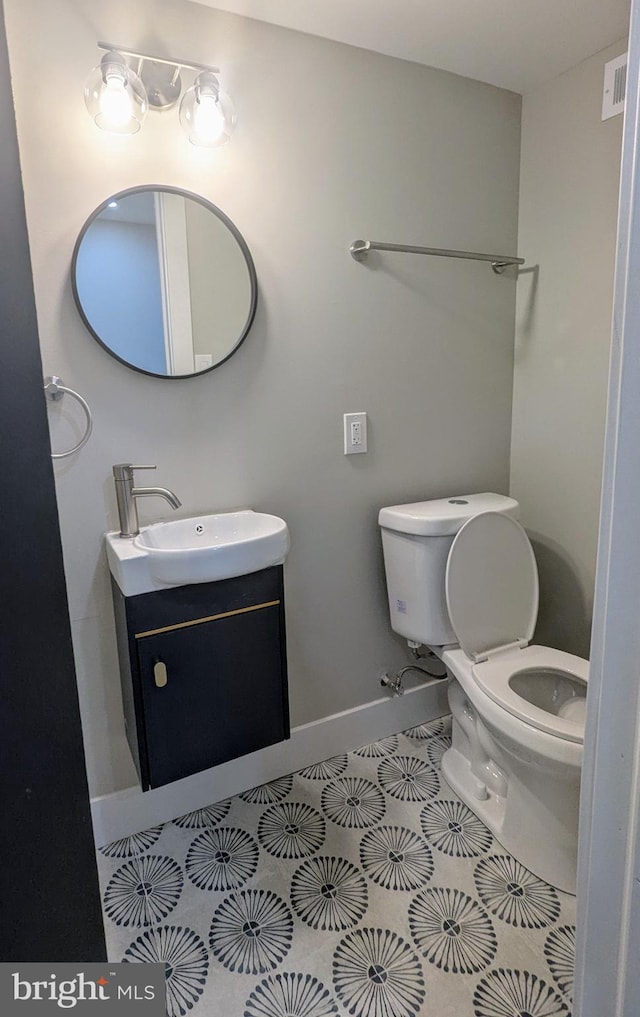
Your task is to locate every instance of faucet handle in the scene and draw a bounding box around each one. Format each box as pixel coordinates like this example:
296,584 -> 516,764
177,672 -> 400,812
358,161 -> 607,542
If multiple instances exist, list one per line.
112,464 -> 157,481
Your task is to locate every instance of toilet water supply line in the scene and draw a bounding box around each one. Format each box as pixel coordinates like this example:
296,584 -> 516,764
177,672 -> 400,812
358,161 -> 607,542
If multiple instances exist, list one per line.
380,643 -> 447,696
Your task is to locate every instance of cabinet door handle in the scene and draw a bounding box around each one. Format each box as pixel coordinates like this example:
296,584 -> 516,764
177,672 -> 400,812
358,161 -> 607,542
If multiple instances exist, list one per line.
154,661 -> 168,688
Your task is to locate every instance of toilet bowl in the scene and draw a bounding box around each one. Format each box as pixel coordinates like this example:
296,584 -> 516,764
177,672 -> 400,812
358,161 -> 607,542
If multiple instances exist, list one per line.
441,643 -> 586,893
378,494 -> 588,893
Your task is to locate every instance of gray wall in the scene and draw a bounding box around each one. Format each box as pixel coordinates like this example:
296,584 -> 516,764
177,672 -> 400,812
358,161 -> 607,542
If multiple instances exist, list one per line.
5,0 -> 520,797
185,200 -> 252,361
510,41 -> 625,658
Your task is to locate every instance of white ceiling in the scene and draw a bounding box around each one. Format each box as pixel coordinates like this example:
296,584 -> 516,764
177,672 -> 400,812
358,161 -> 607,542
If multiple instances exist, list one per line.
190,0 -> 630,94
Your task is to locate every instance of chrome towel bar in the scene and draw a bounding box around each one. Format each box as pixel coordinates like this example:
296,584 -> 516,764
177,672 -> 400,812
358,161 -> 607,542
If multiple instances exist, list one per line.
349,239 -> 524,274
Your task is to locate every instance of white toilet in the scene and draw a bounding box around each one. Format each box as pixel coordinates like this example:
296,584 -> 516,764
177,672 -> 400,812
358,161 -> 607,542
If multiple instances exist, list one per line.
378,492 -> 588,893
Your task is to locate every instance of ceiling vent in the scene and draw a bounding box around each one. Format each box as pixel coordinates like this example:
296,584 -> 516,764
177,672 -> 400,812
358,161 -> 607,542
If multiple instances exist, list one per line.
602,53 -> 627,121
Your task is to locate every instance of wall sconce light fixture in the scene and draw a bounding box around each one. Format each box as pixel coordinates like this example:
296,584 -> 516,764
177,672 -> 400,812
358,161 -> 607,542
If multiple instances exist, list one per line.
84,42 -> 236,146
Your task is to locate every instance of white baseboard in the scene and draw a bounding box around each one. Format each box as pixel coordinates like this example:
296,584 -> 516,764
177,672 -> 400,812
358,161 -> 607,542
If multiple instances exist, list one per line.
90,680 -> 449,847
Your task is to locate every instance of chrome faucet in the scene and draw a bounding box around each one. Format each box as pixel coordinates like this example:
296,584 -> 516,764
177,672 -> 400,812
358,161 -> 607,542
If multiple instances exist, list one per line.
113,464 -> 182,538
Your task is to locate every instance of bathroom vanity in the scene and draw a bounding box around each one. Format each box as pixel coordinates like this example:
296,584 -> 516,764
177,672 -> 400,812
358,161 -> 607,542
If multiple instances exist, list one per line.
111,565 -> 289,790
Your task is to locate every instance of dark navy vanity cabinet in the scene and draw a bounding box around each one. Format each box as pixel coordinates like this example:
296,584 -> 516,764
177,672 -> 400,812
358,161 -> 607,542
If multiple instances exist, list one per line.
112,565 -> 289,790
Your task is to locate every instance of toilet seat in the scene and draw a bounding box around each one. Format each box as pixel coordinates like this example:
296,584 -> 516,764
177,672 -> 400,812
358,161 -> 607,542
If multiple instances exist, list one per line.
445,511 -> 538,662
445,512 -> 587,743
472,645 -> 588,743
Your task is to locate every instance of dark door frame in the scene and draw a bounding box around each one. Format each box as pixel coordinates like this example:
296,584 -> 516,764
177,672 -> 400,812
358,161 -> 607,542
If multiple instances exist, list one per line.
0,1 -> 106,960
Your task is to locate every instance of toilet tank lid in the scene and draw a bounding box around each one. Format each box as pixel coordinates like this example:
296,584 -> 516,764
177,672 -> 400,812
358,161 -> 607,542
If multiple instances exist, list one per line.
378,493 -> 519,537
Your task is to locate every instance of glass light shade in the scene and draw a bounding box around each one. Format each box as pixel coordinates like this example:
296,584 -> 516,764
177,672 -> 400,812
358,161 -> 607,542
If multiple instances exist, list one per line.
179,71 -> 235,147
84,53 -> 148,135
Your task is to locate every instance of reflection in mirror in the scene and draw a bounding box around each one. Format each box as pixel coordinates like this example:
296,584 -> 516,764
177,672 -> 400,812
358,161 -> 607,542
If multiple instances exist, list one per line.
72,187 -> 257,378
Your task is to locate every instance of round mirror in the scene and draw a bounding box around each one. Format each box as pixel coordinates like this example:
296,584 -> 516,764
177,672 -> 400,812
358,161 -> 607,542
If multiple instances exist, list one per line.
72,186 -> 257,378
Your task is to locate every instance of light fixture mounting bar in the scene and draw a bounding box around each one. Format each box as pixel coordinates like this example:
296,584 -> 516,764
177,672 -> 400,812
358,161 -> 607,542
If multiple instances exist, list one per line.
97,41 -> 219,76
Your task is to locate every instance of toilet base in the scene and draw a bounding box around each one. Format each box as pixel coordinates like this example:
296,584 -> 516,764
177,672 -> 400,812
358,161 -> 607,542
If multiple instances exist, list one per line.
441,743 -> 507,841
440,706 -> 580,895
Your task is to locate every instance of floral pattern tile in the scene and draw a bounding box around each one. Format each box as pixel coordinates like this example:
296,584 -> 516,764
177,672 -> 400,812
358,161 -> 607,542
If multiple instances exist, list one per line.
359,825 -> 434,892
123,924 -> 209,1017
244,972 -> 339,1017
473,968 -> 569,1016
420,798 -> 493,857
258,802 -> 326,859
298,755 -> 349,781
173,801 -> 231,829
208,889 -> 294,974
96,716 -> 577,1016
290,855 -> 368,931
474,855 -> 561,929
544,925 -> 576,1005
185,827 -> 259,892
407,886 -> 497,974
321,777 -> 386,829
99,826 -> 163,859
103,854 -> 183,927
332,927 -> 425,1017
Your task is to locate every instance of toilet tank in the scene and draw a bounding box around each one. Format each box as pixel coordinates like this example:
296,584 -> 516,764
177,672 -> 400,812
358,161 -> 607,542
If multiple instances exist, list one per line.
378,493 -> 519,646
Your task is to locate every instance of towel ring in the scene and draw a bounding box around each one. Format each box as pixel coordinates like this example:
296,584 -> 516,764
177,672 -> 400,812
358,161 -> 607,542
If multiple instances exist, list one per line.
44,375 -> 93,459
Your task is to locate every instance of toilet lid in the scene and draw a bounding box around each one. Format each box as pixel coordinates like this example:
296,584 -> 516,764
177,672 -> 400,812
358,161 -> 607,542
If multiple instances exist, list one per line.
445,511 -> 539,661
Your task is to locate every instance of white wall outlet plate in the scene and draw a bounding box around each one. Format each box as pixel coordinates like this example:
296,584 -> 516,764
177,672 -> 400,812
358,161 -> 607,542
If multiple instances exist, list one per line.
344,411 -> 368,454
194,354 -> 214,370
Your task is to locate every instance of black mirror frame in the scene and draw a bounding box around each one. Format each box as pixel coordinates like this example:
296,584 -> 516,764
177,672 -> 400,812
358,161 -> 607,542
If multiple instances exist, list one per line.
71,185 -> 258,379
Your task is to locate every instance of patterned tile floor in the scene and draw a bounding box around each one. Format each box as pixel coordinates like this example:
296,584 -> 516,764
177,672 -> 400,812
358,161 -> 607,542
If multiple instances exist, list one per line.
96,718 -> 576,1016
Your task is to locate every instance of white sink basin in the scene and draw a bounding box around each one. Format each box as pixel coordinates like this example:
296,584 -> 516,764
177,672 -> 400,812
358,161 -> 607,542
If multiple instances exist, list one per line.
106,510 -> 290,596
